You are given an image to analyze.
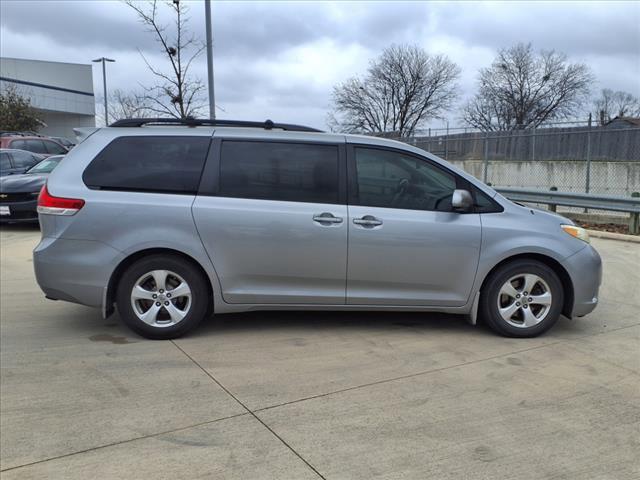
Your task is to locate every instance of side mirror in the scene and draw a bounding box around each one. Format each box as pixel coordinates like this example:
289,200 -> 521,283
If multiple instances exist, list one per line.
452,189 -> 473,212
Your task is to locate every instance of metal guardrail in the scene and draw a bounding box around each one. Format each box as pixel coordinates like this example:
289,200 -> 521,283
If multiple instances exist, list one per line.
495,187 -> 640,234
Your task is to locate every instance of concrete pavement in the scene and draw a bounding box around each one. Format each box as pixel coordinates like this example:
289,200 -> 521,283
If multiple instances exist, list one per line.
1,225 -> 638,479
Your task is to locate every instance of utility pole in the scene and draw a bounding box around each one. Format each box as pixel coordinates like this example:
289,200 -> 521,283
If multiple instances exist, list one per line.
92,57 -> 115,125
204,0 -> 215,119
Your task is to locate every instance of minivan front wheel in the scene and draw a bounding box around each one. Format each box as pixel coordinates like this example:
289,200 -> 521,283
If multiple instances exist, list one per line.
480,259 -> 564,337
116,255 -> 209,339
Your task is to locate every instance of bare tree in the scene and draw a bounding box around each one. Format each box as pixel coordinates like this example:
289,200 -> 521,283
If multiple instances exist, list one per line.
462,43 -> 593,131
329,44 -> 460,136
111,89 -> 153,119
593,89 -> 640,125
125,0 -> 206,118
95,89 -> 153,126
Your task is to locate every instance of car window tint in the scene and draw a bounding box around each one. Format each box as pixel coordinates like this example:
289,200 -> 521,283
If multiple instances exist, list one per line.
9,140 -> 26,150
354,147 -> 456,211
219,141 -> 339,204
25,140 -> 48,154
44,140 -> 67,154
10,150 -> 40,168
0,152 -> 11,170
83,136 -> 210,194
472,186 -> 502,213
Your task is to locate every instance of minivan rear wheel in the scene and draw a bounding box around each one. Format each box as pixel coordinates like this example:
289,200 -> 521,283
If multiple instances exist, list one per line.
479,259 -> 564,337
116,255 -> 209,339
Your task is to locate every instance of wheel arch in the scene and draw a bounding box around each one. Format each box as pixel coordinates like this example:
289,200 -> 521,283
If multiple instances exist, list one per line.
105,248 -> 214,318
479,253 -> 574,319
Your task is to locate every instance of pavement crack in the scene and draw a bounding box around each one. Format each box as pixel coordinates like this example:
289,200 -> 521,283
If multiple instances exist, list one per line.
170,340 -> 327,480
254,323 -> 640,413
0,413 -> 249,473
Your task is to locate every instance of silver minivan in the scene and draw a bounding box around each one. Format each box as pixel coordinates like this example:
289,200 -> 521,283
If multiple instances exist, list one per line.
33,119 -> 601,339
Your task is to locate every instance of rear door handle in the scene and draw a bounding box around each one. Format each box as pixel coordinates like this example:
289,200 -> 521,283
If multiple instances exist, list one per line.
353,216 -> 383,227
313,212 -> 343,224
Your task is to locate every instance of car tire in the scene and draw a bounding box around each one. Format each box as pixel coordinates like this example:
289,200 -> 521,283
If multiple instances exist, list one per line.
479,259 -> 564,338
116,254 -> 210,340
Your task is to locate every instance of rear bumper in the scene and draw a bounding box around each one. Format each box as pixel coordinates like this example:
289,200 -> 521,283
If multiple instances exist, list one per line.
0,199 -> 38,223
33,236 -> 123,308
561,244 -> 602,317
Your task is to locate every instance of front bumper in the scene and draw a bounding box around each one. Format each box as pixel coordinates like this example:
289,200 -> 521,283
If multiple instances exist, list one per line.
0,199 -> 38,223
561,244 -> 602,317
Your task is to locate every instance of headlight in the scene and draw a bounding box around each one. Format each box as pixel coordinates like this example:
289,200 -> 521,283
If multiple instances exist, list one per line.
561,224 -> 590,243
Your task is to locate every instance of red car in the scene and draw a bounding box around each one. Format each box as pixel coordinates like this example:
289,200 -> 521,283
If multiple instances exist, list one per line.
0,135 -> 68,157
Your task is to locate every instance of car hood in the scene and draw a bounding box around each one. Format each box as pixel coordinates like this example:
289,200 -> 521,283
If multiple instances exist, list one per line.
0,174 -> 48,193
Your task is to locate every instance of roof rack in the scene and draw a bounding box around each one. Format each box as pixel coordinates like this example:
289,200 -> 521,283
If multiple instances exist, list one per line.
108,118 -> 323,133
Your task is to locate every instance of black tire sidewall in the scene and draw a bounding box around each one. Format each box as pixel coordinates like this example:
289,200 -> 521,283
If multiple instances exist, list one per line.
480,260 -> 564,338
116,255 -> 209,340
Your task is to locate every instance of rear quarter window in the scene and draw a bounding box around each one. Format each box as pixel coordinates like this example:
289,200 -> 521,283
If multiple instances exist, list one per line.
83,136 -> 210,194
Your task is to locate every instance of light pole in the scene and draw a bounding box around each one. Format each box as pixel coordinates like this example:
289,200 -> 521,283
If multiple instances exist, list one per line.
204,0 -> 215,119
92,57 -> 115,125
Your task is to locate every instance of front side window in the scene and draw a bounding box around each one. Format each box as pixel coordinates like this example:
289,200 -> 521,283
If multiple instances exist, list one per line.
44,140 -> 67,154
219,141 -> 339,204
83,136 -> 210,194
354,147 -> 456,211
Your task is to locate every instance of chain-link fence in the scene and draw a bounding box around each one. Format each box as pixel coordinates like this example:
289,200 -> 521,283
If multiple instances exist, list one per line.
396,122 -> 640,199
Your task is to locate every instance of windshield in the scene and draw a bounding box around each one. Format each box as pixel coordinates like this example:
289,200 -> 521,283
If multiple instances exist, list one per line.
27,156 -> 63,174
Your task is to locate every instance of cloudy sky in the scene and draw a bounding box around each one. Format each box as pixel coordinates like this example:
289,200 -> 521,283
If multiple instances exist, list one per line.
1,0 -> 639,129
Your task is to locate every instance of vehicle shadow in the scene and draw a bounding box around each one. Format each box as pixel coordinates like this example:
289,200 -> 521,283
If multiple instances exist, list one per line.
190,309 -> 490,338
0,222 -> 40,233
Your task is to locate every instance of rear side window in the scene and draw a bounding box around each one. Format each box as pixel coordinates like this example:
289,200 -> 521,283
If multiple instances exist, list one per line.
219,141 -> 339,204
83,136 -> 210,194
0,152 -> 11,170
11,150 -> 40,168
23,139 -> 48,154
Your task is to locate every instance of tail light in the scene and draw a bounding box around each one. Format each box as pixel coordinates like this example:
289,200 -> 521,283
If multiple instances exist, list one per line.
37,185 -> 85,216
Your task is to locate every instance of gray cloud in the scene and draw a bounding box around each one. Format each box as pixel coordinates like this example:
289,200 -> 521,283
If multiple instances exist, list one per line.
1,0 -> 638,129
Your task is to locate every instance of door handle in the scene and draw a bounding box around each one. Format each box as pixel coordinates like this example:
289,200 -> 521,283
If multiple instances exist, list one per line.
353,215 -> 383,227
313,212 -> 343,224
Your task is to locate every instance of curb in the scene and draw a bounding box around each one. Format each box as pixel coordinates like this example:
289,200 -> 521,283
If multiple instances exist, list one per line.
587,229 -> 640,244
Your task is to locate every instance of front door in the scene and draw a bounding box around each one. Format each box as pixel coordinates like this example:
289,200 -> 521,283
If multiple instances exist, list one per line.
193,139 -> 348,304
346,146 -> 481,306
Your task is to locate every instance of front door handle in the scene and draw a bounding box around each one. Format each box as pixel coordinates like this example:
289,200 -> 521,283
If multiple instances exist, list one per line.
353,215 -> 383,227
313,212 -> 343,225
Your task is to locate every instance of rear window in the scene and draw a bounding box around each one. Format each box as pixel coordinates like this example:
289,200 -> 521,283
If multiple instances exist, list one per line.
83,136 -> 210,194
219,141 -> 339,204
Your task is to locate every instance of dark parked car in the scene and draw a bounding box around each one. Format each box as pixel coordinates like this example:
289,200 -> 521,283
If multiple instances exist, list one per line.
0,135 -> 68,157
0,155 -> 64,223
0,149 -> 45,176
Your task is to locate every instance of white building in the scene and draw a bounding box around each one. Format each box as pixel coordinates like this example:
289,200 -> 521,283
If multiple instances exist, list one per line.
0,57 -> 95,138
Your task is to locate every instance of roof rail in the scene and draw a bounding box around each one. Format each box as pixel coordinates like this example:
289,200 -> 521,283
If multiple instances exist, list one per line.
108,118 -> 323,133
